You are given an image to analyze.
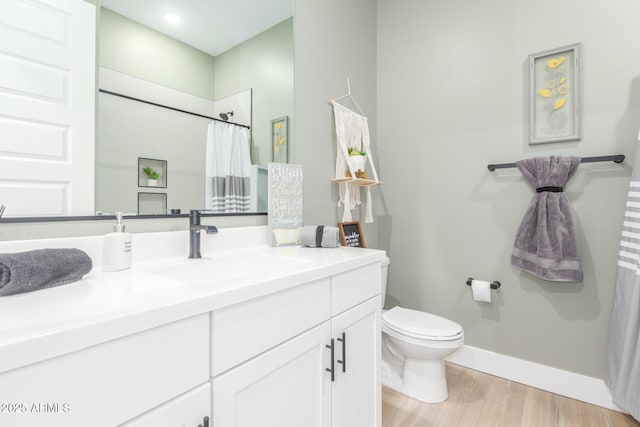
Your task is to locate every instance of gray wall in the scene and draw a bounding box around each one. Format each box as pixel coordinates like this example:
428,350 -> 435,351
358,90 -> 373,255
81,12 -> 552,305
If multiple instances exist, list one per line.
101,10 -> 293,169
100,8 -> 216,100
294,0 -> 379,248
377,0 -> 640,378
215,18 -> 294,167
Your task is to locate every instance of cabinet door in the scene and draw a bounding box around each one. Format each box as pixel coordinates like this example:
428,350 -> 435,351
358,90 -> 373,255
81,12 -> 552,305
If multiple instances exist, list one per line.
122,383 -> 210,427
212,322 -> 332,427
331,296 -> 381,427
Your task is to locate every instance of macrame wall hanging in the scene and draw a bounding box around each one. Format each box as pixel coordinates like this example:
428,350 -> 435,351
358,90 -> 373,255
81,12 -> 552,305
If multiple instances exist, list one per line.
329,79 -> 381,224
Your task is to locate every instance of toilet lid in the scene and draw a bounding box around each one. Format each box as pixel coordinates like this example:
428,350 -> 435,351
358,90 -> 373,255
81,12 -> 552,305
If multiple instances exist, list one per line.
383,307 -> 463,340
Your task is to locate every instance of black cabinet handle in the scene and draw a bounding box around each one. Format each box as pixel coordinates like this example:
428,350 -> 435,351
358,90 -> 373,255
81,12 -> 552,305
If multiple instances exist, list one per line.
326,338 -> 335,381
203,416 -> 209,427
337,332 -> 346,373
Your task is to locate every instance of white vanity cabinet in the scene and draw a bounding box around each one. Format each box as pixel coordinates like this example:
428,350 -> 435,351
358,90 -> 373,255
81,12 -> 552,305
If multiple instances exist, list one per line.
211,262 -> 382,427
0,238 -> 384,427
0,314 -> 210,427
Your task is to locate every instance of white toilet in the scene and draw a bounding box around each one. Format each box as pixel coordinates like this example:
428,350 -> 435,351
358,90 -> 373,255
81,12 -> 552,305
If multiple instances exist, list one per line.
381,257 -> 464,403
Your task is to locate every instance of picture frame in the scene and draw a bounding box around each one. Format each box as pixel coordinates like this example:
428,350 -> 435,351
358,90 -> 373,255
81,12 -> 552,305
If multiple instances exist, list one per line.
270,116 -> 288,163
338,221 -> 366,248
529,43 -> 581,144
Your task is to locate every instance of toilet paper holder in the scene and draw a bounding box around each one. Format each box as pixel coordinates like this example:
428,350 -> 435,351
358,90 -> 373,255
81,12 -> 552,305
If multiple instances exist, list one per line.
466,277 -> 501,290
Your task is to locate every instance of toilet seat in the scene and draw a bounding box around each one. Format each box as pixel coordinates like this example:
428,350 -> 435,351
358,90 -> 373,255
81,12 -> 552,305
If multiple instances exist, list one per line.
383,306 -> 463,341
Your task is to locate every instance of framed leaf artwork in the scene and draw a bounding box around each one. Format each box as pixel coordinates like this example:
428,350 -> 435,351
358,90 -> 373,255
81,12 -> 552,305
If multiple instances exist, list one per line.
271,116 -> 288,162
529,43 -> 581,144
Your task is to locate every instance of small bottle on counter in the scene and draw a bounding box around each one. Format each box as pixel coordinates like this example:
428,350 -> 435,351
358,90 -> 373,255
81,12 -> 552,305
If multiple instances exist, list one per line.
102,212 -> 132,272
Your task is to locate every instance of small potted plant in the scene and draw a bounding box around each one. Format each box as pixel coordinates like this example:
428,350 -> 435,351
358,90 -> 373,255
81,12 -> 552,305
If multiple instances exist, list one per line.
347,147 -> 367,178
143,166 -> 160,186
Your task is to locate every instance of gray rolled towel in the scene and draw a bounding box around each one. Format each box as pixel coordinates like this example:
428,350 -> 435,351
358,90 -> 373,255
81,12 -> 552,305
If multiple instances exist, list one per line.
0,248 -> 92,296
300,226 -> 341,248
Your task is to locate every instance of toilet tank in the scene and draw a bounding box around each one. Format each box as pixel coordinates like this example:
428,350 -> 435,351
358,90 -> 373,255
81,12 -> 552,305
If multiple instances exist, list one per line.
381,257 -> 390,309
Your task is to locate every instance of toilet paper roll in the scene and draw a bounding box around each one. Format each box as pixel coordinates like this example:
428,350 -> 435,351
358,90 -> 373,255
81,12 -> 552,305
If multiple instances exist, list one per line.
471,279 -> 492,303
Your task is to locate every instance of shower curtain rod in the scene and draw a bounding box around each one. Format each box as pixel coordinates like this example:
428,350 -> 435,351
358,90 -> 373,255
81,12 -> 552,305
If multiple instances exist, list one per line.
98,88 -> 251,129
487,154 -> 625,171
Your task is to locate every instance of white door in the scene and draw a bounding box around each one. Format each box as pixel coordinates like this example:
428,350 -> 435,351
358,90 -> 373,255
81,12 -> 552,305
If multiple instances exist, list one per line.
121,383 -> 210,427
212,322 -> 332,427
0,0 -> 96,217
332,296 -> 381,427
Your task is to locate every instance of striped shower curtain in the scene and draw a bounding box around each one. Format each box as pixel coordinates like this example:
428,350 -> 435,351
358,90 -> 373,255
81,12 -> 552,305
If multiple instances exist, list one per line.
605,133 -> 640,422
205,121 -> 251,213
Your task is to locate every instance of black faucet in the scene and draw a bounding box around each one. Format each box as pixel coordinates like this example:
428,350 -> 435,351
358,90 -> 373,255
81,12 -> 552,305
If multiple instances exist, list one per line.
189,210 -> 218,258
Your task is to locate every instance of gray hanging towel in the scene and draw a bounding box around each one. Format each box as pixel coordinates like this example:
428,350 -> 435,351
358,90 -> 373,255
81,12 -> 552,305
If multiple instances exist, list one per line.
511,156 -> 583,282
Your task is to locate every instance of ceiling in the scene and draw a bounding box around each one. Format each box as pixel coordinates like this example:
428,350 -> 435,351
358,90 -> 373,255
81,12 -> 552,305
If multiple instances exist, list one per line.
100,0 -> 293,57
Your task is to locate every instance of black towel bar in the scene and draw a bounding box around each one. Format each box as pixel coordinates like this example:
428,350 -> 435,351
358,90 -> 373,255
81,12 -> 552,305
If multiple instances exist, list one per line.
466,277 -> 501,290
487,154 -> 625,171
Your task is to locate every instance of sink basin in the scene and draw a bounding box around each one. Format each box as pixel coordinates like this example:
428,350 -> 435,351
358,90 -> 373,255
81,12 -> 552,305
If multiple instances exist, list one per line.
144,252 -> 308,285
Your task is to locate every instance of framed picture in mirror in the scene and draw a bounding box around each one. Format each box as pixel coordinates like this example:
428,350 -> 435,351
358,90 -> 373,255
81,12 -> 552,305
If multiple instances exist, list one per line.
271,116 -> 288,163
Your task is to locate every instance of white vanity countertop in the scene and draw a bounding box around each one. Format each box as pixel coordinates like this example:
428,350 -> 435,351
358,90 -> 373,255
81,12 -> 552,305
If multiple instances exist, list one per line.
0,229 -> 385,374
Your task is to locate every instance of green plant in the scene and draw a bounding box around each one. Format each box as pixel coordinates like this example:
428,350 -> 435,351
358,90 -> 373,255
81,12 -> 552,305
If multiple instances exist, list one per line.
143,166 -> 159,180
348,147 -> 366,156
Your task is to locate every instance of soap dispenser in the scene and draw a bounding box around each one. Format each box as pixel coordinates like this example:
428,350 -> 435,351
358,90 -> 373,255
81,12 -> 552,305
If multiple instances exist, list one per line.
102,212 -> 132,272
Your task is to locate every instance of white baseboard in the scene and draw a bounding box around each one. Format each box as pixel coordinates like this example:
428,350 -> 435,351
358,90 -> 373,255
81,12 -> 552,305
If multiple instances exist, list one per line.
447,345 -> 624,412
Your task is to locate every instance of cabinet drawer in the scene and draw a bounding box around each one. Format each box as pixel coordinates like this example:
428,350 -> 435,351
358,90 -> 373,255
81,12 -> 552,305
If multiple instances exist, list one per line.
211,278 -> 330,376
122,383 -> 211,427
0,314 -> 209,427
331,262 -> 381,316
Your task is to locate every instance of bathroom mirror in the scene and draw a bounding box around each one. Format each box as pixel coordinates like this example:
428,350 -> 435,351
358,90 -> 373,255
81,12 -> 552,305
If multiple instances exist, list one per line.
0,0 -> 293,220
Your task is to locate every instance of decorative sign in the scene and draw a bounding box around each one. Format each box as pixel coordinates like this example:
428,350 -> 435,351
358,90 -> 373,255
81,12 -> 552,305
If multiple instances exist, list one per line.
268,163 -> 303,246
338,222 -> 366,248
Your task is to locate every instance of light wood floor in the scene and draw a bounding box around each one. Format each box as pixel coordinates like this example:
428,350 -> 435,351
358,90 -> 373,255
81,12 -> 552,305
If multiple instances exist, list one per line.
382,363 -> 640,427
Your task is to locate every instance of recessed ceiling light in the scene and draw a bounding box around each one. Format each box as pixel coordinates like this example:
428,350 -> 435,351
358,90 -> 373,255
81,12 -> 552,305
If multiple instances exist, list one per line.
163,11 -> 182,25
